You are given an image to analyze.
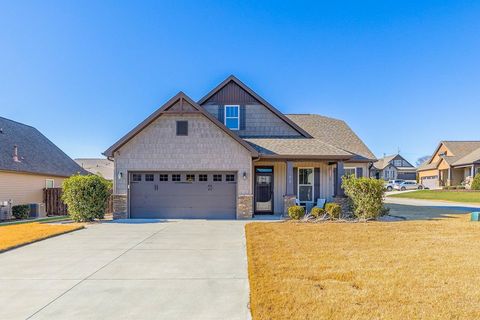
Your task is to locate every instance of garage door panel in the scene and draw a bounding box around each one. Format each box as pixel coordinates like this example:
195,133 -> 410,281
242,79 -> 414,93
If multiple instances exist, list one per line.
129,172 -> 237,219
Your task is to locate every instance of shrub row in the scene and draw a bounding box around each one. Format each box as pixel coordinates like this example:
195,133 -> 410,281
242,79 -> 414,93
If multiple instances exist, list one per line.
288,202 -> 342,220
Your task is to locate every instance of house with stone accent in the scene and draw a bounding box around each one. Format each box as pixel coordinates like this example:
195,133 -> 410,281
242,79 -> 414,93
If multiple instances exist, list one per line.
417,141 -> 480,189
370,154 -> 416,181
104,76 -> 376,219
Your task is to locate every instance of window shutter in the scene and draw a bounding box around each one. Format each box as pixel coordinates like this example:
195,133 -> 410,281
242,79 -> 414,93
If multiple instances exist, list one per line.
240,105 -> 246,130
217,105 -> 224,124
293,168 -> 298,197
314,168 -> 320,201
356,167 -> 363,178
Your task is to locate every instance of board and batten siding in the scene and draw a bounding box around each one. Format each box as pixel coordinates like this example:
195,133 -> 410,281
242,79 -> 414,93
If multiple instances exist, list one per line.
0,171 -> 65,205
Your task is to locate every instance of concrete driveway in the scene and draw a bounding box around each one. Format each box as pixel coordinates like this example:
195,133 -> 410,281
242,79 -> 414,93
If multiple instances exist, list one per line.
0,220 -> 250,320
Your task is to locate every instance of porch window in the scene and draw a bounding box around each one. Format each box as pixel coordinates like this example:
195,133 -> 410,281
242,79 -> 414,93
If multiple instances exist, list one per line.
344,167 -> 356,178
298,168 -> 314,203
224,105 -> 240,130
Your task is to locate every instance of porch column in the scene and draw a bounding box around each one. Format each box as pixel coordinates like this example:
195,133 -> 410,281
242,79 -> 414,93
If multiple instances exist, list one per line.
286,161 -> 294,195
472,165 -> 475,177
283,161 -> 296,216
336,161 -> 345,197
448,167 -> 452,186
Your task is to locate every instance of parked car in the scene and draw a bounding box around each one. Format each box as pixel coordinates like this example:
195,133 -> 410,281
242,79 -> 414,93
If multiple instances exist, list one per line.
394,181 -> 424,191
385,179 -> 404,191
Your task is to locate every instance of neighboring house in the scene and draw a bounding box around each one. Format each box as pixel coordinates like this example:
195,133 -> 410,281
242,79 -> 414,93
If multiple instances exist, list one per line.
0,116 -> 87,218
417,141 -> 480,189
75,158 -> 114,180
371,154 -> 416,180
104,75 -> 376,219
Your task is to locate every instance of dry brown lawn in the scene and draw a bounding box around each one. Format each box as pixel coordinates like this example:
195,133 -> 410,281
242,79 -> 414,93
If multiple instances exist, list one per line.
0,222 -> 83,252
246,215 -> 480,320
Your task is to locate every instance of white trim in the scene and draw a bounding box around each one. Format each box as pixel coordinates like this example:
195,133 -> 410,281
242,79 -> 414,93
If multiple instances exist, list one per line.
297,167 -> 314,204
344,167 -> 357,178
224,105 -> 240,130
45,179 -> 55,189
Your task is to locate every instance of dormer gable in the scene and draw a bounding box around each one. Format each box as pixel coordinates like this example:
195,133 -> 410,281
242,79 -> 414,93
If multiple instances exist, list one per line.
198,75 -> 311,138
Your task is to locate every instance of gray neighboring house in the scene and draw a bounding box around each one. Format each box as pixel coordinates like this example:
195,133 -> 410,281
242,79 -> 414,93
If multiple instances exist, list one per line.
104,75 -> 376,220
75,158 -> 114,180
370,154 -> 416,181
0,116 -> 87,219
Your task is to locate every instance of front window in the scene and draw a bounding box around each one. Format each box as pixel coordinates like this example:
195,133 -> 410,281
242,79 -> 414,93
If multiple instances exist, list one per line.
45,179 -> 54,188
393,160 -> 402,167
344,167 -> 356,178
224,105 -> 240,130
298,168 -> 314,203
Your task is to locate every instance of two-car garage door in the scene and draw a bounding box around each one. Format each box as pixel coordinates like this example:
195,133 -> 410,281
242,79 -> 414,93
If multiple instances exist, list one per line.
129,172 -> 237,219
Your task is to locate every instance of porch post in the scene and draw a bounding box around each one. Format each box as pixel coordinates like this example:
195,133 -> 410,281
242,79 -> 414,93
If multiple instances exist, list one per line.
472,165 -> 475,177
448,167 -> 452,186
336,161 -> 345,197
286,161 -> 294,195
283,161 -> 296,216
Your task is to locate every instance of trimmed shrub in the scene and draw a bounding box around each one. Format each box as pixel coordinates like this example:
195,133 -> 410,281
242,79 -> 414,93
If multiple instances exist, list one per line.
12,205 -> 30,220
342,176 -> 386,220
472,174 -> 480,190
310,207 -> 325,218
288,205 -> 305,220
62,175 -> 112,222
325,203 -> 341,219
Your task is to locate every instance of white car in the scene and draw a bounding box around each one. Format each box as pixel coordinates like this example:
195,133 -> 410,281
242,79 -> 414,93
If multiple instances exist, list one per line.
393,181 -> 424,191
385,179 -> 404,191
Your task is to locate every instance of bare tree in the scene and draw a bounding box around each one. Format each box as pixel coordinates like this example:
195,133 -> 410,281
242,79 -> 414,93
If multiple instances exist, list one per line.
416,155 -> 430,166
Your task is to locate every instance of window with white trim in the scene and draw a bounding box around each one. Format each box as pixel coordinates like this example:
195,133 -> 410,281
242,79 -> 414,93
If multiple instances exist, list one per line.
45,179 -> 54,189
344,167 -> 356,178
298,168 -> 314,203
224,105 -> 240,130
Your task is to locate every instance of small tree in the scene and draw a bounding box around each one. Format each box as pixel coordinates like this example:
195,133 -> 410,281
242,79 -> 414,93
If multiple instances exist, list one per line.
471,173 -> 480,190
62,175 -> 112,222
342,176 -> 386,220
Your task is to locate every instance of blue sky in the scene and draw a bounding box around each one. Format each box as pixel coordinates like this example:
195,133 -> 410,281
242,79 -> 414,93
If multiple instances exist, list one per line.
1,1 -> 479,164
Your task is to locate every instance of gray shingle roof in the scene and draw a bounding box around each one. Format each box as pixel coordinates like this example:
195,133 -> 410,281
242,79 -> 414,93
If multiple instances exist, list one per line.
284,114 -> 376,161
0,117 -> 88,177
372,154 -> 397,170
244,138 -> 352,158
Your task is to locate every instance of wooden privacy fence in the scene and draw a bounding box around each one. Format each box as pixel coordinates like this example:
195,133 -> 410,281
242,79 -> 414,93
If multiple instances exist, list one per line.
43,188 -> 113,216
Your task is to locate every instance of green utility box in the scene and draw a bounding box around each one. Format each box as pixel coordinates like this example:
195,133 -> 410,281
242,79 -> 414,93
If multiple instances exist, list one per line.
471,212 -> 480,221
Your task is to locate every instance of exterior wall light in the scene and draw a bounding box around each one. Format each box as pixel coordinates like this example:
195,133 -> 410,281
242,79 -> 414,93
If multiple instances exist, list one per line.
118,171 -> 123,179
243,172 -> 247,180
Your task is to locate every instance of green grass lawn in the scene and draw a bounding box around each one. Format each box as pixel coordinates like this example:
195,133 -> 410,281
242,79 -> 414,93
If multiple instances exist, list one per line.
388,190 -> 480,203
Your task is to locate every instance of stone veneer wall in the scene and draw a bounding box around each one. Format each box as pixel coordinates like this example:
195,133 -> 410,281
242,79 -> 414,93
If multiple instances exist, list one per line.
237,194 -> 253,219
283,195 -> 296,217
113,194 -> 128,219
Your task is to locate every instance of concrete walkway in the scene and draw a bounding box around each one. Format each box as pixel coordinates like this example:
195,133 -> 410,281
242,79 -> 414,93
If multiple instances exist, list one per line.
0,220 -> 251,320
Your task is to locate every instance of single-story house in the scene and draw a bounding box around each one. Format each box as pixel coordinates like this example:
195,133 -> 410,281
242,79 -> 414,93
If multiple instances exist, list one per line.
418,141 -> 480,189
104,75 -> 376,219
75,158 -> 114,180
0,116 -> 87,218
370,154 -> 416,180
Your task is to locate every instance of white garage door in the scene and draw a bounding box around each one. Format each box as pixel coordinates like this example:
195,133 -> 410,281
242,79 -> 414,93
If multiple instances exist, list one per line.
421,176 -> 439,190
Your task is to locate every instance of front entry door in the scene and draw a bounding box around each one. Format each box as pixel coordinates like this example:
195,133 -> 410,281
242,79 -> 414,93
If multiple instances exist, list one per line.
255,167 -> 274,214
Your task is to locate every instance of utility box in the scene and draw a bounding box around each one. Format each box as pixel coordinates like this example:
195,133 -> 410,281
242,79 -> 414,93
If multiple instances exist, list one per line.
471,212 -> 480,221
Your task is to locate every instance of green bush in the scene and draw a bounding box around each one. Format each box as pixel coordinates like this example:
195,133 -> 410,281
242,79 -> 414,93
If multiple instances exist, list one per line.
288,205 -> 305,220
325,203 -> 341,219
62,175 -> 112,222
457,186 -> 466,190
310,207 -> 325,218
342,176 -> 386,220
471,174 -> 480,190
12,205 -> 30,220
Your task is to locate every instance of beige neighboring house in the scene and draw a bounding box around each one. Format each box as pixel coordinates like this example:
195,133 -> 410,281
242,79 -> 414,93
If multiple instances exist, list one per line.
0,116 -> 87,219
75,158 -> 114,180
104,75 -> 376,220
417,141 -> 480,189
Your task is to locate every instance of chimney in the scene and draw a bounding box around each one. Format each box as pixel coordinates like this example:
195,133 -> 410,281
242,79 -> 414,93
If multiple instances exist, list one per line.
13,145 -> 20,162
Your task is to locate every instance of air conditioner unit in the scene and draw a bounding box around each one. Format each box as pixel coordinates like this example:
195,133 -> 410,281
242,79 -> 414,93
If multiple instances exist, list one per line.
29,203 -> 47,218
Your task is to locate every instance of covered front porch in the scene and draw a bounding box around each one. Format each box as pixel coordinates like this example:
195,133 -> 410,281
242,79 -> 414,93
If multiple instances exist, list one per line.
439,164 -> 478,187
251,159 -> 370,215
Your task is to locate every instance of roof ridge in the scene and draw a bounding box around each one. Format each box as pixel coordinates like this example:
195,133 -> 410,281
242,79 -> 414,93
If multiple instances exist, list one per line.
0,116 -> 37,130
285,113 -> 344,122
